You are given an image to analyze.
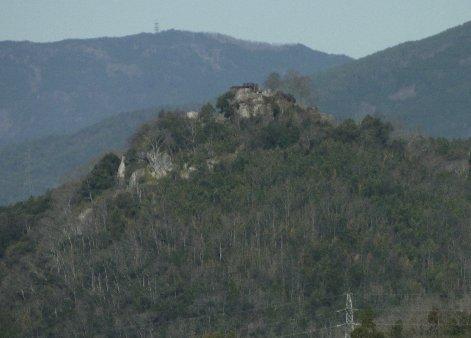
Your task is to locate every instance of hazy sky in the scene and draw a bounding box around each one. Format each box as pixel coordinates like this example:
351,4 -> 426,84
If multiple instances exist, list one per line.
1,0 -> 470,58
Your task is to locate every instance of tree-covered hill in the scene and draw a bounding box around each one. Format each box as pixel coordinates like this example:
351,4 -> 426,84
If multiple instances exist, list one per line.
0,87 -> 470,337
270,21 -> 471,138
0,30 -> 351,146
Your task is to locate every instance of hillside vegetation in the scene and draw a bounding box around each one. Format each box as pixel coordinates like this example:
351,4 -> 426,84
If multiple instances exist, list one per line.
0,87 -> 470,337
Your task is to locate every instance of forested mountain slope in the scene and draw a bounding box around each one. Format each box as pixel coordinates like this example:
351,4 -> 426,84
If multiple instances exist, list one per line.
0,87 -> 470,337
0,30 -> 351,145
277,21 -> 471,138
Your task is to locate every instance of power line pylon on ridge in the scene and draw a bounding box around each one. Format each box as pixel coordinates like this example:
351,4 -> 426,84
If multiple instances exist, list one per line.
337,292 -> 358,338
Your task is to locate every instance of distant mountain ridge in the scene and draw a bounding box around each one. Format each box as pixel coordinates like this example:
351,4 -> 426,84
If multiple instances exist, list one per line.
308,20 -> 471,137
0,29 -> 351,145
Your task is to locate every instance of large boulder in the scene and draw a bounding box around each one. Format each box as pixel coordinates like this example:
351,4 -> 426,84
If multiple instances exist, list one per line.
221,83 -> 297,119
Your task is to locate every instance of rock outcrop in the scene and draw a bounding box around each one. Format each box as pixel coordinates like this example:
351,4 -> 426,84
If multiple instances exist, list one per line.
129,168 -> 146,188
146,149 -> 173,179
117,155 -> 126,184
180,164 -> 197,179
186,111 -> 199,119
227,83 -> 297,119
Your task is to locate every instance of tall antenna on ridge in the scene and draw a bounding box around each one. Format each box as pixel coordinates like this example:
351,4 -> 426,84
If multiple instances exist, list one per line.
154,21 -> 160,34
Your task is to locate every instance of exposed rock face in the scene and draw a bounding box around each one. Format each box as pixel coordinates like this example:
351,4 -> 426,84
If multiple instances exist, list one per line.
78,208 -> 93,223
146,150 -> 173,179
228,83 -> 296,119
117,155 -> 126,184
180,164 -> 197,179
125,149 -> 173,188
186,111 -> 199,119
206,158 -> 219,171
233,87 -> 271,118
129,169 -> 146,188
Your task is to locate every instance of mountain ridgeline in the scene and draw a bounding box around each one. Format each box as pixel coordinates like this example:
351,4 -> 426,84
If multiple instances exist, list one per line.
270,20 -> 471,138
3,21 -> 471,207
0,86 -> 470,337
0,30 -> 351,145
0,30 -> 351,206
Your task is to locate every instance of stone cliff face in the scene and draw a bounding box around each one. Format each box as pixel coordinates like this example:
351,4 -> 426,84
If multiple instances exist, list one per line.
117,156 -> 126,183
232,86 -> 273,118
127,150 -> 174,188
146,149 -> 173,179
228,84 -> 297,119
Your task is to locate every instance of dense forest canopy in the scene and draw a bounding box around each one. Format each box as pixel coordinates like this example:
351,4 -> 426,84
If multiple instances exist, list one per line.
0,87 -> 470,337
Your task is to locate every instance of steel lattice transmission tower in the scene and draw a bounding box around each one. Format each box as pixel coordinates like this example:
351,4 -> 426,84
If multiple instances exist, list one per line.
337,292 -> 358,338
345,293 -> 356,337
154,21 -> 160,34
